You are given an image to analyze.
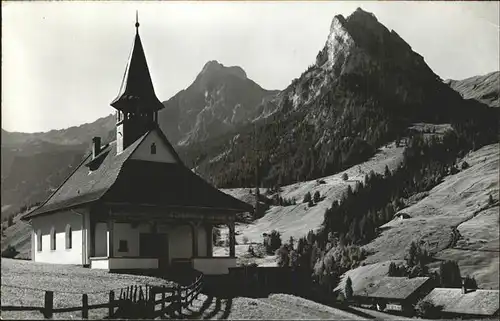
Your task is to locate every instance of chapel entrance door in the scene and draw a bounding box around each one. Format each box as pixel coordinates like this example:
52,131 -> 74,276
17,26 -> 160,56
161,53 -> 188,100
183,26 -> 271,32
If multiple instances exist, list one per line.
139,233 -> 169,270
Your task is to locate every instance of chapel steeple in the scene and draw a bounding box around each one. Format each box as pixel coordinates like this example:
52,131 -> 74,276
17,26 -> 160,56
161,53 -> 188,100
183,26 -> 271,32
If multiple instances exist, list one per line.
111,12 -> 164,154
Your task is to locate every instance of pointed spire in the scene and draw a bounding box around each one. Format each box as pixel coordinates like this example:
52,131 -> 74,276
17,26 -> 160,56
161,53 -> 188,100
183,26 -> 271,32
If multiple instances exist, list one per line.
110,13 -> 163,112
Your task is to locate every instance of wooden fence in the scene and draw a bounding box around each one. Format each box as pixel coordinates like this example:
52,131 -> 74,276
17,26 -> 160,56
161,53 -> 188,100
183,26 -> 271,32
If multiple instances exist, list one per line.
0,274 -> 204,319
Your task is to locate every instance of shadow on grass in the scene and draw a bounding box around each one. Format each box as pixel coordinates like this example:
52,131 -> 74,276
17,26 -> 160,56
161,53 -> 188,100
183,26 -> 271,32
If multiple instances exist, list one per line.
335,305 -> 377,319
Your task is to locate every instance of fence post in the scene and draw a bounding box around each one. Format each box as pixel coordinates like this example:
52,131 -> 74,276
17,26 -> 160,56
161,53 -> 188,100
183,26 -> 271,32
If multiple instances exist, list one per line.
108,290 -> 115,318
176,285 -> 182,319
148,286 -> 154,316
82,293 -> 88,319
43,291 -> 53,319
161,285 -> 166,311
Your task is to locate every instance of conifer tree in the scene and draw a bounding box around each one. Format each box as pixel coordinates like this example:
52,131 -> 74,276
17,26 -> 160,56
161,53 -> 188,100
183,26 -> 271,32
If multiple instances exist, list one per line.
303,192 -> 312,204
345,276 -> 353,302
314,191 -> 321,203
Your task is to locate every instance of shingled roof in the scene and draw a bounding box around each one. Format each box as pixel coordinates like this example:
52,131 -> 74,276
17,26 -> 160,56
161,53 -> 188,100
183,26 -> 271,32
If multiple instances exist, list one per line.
354,276 -> 431,300
423,288 -> 499,316
23,128 -> 252,219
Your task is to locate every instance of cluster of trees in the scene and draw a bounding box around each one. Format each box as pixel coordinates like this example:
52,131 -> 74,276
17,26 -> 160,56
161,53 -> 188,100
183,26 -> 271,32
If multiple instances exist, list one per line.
273,195 -> 296,207
303,191 -> 322,207
263,230 -> 283,255
388,242 -> 478,290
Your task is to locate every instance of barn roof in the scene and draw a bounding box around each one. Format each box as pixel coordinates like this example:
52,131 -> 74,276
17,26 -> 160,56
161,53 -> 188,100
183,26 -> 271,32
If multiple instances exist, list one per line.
23,128 -> 252,219
354,276 -> 430,300
423,288 -> 499,316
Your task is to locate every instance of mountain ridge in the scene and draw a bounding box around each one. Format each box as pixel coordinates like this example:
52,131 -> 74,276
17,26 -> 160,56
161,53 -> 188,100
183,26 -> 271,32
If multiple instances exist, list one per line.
445,71 -> 499,108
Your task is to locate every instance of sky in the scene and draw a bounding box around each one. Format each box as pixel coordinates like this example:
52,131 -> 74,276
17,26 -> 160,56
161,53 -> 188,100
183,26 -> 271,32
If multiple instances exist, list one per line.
2,1 -> 499,133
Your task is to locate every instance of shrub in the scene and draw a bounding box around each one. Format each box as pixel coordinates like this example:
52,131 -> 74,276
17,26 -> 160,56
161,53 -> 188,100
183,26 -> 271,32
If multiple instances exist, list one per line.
342,173 -> 348,181
388,262 -> 407,277
439,260 -> 462,288
1,245 -> 19,258
213,228 -> 222,246
303,192 -> 312,204
308,200 -> 314,207
463,275 -> 478,290
313,191 -> 321,203
264,230 -> 282,254
461,161 -> 470,170
337,292 -> 346,305
276,245 -> 290,267
489,194 -> 495,205
415,299 -> 442,318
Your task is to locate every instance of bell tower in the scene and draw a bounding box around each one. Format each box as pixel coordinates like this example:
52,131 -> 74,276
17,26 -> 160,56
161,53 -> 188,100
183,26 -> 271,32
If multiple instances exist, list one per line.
111,12 -> 164,154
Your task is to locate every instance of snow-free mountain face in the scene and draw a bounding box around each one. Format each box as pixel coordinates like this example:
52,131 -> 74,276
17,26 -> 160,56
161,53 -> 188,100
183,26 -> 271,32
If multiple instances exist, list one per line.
445,71 -> 500,108
159,60 -> 279,145
182,8 -> 498,189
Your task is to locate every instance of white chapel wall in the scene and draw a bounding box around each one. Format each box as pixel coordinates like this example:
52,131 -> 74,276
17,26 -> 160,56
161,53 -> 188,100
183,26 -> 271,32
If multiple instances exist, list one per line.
169,225 -> 192,262
95,223 -> 107,257
130,131 -> 178,163
112,222 -> 150,257
31,209 -> 86,265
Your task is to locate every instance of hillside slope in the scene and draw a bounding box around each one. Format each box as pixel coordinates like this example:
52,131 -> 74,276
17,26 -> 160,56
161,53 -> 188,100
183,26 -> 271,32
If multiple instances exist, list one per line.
360,143 -> 498,289
219,141 -> 499,290
445,71 -> 499,108
223,141 -> 405,244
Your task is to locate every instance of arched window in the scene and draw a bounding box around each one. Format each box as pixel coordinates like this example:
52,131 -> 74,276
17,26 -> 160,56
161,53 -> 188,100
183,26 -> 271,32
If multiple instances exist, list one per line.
50,227 -> 56,251
37,229 -> 42,252
65,224 -> 72,249
150,143 -> 157,155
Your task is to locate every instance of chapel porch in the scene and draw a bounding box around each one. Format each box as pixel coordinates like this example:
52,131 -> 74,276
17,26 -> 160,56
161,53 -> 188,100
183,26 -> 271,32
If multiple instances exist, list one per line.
87,207 -> 237,276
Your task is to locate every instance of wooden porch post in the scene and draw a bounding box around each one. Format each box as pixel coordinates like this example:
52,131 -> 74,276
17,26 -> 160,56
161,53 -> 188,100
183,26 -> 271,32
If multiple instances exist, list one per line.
107,219 -> 114,257
205,224 -> 213,258
228,221 -> 236,258
90,221 -> 96,257
190,222 -> 199,258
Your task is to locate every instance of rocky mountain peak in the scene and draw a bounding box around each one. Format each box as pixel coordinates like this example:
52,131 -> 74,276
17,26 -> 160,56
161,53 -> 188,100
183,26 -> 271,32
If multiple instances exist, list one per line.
159,60 -> 277,146
197,60 -> 248,85
319,8 -> 417,71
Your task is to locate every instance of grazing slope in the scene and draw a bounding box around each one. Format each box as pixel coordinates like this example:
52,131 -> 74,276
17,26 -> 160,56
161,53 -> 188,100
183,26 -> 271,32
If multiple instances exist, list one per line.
363,143 -> 499,289
223,141 -> 405,244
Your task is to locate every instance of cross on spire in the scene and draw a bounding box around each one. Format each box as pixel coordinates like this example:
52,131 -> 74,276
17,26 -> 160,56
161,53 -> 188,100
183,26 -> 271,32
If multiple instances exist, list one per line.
135,10 -> 140,33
